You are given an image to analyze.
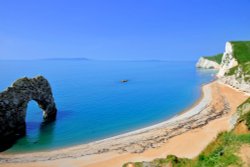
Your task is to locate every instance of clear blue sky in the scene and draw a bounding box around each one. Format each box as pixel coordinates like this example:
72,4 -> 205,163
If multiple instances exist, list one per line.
1,0 -> 250,60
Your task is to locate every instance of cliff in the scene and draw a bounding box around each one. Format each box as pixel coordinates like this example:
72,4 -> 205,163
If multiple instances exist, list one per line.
218,41 -> 250,93
0,76 -> 57,150
197,41 -> 250,93
196,57 -> 220,69
217,42 -> 238,77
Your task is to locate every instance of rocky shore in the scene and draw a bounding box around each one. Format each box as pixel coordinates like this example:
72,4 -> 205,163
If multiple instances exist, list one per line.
219,76 -> 250,94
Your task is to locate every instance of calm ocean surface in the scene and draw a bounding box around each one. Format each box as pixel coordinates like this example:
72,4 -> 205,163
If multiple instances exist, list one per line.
0,60 -> 216,152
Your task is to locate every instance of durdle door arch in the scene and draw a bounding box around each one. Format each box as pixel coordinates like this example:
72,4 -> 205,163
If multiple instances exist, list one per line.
0,76 -> 57,151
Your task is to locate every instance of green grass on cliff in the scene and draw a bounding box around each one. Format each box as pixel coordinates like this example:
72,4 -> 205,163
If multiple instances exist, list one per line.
203,41 -> 250,66
226,62 -> 250,81
204,53 -> 223,64
231,41 -> 250,64
225,41 -> 250,79
237,97 -> 250,129
202,41 -> 250,66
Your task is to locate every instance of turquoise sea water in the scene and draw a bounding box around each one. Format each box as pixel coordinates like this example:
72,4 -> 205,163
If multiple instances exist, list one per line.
0,60 -> 216,152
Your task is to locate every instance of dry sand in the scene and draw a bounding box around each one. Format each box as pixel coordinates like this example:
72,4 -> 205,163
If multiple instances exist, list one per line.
0,80 -> 248,167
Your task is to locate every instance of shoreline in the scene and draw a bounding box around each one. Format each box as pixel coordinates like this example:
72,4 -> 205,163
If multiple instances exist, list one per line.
177,80 -> 211,116
3,80 -> 212,155
2,80 -> 211,155
0,80 -> 249,167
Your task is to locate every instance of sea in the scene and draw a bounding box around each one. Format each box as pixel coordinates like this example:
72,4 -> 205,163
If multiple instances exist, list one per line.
0,60 -> 216,152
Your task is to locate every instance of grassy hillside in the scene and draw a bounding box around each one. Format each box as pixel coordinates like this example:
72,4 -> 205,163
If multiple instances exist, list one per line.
237,98 -> 250,129
231,41 -> 250,64
204,53 -> 223,64
124,98 -> 250,167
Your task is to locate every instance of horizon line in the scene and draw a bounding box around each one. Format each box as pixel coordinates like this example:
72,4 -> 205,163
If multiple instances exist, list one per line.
0,57 -> 198,62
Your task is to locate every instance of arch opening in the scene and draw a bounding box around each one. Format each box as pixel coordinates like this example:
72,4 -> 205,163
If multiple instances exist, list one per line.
25,100 -> 44,142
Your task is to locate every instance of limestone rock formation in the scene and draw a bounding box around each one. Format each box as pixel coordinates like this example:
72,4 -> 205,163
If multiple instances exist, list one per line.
0,76 -> 57,148
219,76 -> 250,93
216,42 -> 250,93
196,41 -> 250,93
217,42 -> 238,77
196,57 -> 220,69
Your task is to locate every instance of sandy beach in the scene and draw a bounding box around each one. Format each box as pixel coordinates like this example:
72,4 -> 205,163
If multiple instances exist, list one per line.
0,80 -> 249,167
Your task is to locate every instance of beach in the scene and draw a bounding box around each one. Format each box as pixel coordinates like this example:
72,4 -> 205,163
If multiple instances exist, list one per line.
0,80 -> 248,167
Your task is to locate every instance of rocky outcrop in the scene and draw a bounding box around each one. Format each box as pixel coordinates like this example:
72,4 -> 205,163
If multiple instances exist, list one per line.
217,42 -> 238,77
196,57 -> 220,69
0,76 -> 57,149
219,75 -> 250,93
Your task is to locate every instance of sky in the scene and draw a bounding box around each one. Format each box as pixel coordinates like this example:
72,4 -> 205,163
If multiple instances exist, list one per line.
0,0 -> 250,61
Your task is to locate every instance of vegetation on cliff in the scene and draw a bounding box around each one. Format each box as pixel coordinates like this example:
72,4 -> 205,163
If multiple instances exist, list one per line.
230,41 -> 250,64
226,62 -> 250,82
219,41 -> 250,82
202,41 -> 250,68
237,97 -> 250,130
200,41 -> 250,75
204,53 -> 223,64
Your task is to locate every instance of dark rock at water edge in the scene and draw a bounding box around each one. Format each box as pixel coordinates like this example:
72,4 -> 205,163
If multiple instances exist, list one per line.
0,76 -> 57,151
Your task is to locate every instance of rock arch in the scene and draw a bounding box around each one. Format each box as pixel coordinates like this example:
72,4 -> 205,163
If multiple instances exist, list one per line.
0,76 -> 57,148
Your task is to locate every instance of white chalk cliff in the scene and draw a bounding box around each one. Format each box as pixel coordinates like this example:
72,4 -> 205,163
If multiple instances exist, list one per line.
217,42 -> 238,77
196,57 -> 220,69
217,42 -> 250,93
197,41 -> 250,93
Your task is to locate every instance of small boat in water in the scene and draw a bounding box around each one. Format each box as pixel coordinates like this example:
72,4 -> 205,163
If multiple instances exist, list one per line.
120,79 -> 128,83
